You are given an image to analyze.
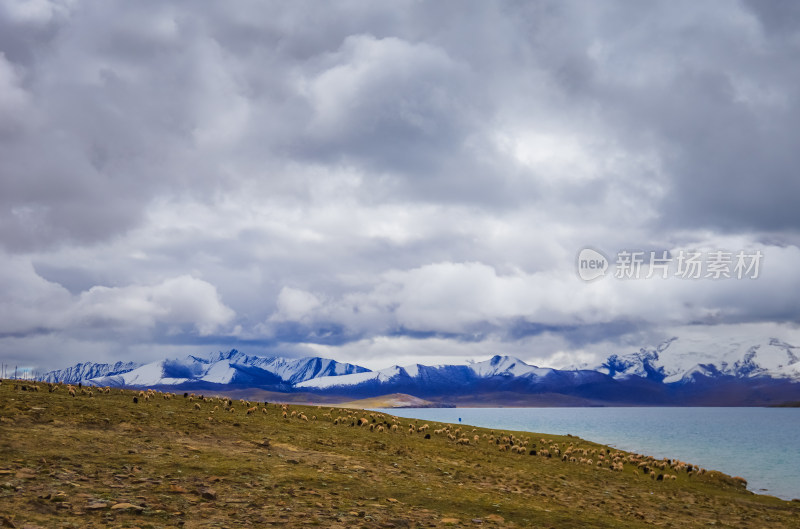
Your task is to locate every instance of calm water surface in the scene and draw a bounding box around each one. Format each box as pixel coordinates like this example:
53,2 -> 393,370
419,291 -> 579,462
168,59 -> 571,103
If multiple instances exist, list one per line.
376,407 -> 800,501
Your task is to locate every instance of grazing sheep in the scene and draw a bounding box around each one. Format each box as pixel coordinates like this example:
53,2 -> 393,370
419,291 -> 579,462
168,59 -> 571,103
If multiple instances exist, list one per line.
299,414 -> 309,422
194,403 -> 201,410
133,396 -> 138,404
246,406 -> 257,415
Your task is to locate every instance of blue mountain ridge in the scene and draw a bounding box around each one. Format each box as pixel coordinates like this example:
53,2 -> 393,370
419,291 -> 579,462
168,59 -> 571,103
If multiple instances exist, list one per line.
37,343 -> 800,406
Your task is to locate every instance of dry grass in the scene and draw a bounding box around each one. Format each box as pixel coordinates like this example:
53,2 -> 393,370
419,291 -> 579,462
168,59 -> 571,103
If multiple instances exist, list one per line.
0,380 -> 797,528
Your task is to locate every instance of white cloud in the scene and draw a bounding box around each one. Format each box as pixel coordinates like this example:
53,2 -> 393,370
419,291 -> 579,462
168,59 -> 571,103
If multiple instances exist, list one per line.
302,34 -> 466,140
0,260 -> 234,340
271,287 -> 322,322
1,1 -> 800,371
70,275 -> 235,335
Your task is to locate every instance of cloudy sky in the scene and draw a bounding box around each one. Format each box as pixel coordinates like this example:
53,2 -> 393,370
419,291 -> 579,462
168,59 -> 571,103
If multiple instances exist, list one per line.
2,0 -> 800,374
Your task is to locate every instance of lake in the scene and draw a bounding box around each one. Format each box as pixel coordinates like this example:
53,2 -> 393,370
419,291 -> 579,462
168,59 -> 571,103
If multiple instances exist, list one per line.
375,407 -> 800,501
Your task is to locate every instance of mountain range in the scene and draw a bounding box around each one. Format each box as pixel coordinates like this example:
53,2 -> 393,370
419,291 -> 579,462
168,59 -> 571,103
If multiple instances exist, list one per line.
39,337 -> 800,406
41,350 -> 369,392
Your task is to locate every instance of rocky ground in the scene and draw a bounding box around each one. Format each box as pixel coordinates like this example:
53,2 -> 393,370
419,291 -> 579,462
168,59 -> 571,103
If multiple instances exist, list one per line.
1,380 -> 798,528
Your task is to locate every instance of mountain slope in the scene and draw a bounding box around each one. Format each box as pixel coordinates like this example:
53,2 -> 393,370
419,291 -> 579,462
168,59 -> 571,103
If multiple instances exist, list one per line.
41,361 -> 141,384
583,336 -> 800,384
294,355 -> 619,401
37,337 -> 800,405
43,350 -> 369,390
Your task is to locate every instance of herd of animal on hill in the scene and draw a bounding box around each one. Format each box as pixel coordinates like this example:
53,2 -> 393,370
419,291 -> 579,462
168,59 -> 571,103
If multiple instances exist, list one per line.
4,380 -> 749,488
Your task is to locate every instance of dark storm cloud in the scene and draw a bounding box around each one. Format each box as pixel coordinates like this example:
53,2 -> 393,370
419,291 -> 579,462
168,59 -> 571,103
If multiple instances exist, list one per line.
744,0 -> 800,36
2,1 -> 800,370
559,0 -> 800,234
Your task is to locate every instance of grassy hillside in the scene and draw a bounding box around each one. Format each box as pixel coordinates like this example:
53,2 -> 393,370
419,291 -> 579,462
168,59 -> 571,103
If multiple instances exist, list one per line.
0,380 -> 797,528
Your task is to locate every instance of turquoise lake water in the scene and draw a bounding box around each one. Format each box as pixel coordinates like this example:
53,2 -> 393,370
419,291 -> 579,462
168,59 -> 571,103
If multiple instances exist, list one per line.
375,407 -> 800,501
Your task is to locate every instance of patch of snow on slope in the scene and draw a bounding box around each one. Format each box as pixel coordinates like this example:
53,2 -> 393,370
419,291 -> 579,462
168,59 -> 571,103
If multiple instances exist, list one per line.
200,361 -> 237,384
471,355 -> 539,377
99,361 -> 184,387
296,366 -> 402,389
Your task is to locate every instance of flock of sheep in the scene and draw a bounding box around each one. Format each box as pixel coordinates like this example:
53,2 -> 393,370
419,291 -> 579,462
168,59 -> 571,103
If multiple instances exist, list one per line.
7,380 -> 743,488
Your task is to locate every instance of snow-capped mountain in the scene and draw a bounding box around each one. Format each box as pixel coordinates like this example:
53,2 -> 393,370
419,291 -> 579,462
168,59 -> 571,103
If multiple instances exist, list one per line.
41,361 -> 141,384
295,355 -> 557,390
295,355 -> 605,399
38,338 -> 800,405
43,350 -> 369,389
583,336 -> 800,384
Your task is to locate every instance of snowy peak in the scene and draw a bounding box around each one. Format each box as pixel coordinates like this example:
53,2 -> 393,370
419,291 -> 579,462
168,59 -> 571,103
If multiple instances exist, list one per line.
295,356 -> 557,391
36,337 -> 800,404
470,355 -> 551,378
41,361 -> 141,384
42,350 -> 370,389
296,365 -> 405,390
592,336 -> 800,383
601,346 -> 667,382
472,355 -> 528,377
260,356 -> 370,385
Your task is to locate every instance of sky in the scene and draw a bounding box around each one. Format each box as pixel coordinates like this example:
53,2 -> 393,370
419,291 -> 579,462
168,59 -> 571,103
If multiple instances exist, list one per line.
2,0 -> 800,374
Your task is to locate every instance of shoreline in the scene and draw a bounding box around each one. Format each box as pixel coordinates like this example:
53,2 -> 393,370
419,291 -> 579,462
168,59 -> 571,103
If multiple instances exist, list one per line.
2,381 -> 799,527
377,405 -> 800,502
